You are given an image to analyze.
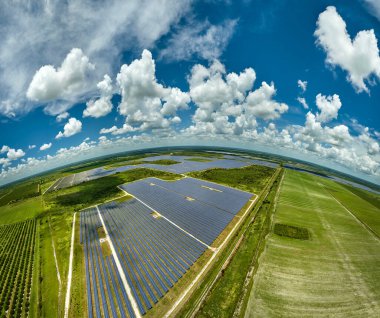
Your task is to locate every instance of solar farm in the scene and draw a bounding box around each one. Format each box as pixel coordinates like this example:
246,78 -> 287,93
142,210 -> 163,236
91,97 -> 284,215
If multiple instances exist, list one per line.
2,148 -> 379,318
80,176 -> 254,317
45,154 -> 275,193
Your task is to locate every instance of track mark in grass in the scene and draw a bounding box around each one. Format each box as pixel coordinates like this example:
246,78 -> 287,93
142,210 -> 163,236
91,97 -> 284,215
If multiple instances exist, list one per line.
273,223 -> 310,240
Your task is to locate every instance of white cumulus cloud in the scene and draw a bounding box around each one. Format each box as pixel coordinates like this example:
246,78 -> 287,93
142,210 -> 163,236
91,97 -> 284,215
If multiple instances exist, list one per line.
40,143 -> 52,151
315,6 -> 380,93
101,50 -> 190,134
27,48 -> 95,103
184,60 -> 288,136
245,82 -> 288,120
83,75 -> 113,118
7,148 -> 25,160
56,117 -> 82,139
315,93 -> 342,123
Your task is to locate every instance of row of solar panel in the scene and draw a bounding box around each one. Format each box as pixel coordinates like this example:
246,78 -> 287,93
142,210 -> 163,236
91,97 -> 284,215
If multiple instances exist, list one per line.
47,167 -> 116,192
99,200 -> 206,315
141,177 -> 252,214
81,210 -> 136,318
121,178 -> 252,245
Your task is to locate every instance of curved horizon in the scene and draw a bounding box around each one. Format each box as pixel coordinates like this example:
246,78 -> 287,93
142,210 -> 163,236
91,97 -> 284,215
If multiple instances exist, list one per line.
1,1 -> 379,187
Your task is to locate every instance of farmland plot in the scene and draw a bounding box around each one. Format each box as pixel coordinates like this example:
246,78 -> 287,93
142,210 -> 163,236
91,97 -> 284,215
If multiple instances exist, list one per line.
245,170 -> 380,317
0,219 -> 36,317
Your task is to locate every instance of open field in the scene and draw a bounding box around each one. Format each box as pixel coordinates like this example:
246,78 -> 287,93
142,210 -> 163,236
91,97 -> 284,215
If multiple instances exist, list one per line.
341,183 -> 380,209
244,170 -> 380,317
0,196 -> 43,225
318,179 -> 380,237
0,219 -> 36,317
0,180 -> 40,206
188,164 -> 275,194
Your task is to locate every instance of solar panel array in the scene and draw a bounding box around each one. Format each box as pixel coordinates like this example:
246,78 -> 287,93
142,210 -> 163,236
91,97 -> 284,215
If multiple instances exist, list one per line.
81,209 -> 136,318
141,177 -> 252,214
46,167 -> 115,192
81,199 -> 207,317
121,177 -> 253,245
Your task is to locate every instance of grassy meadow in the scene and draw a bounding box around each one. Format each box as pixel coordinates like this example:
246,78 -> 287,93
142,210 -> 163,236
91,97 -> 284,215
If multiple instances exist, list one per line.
245,170 -> 380,317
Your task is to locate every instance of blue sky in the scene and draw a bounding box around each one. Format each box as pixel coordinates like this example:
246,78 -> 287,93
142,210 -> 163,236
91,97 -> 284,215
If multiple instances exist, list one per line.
0,0 -> 379,186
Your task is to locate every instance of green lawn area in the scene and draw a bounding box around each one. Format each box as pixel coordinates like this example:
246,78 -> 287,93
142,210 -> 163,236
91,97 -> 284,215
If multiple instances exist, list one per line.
0,196 -> 43,224
318,178 -> 380,237
245,170 -> 380,317
341,183 -> 380,210
188,165 -> 275,194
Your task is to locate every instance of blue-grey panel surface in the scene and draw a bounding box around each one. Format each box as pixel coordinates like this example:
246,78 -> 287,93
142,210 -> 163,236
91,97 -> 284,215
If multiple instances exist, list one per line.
139,177 -> 252,214
97,199 -> 206,315
120,179 -> 251,245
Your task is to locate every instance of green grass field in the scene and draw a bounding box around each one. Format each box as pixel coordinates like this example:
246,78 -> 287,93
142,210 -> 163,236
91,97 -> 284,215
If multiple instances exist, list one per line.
244,170 -> 380,317
188,165 -> 275,194
0,196 -> 44,224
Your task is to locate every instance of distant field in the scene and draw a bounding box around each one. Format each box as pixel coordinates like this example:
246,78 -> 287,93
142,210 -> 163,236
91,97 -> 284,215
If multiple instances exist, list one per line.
245,170 -> 380,317
188,165 -> 274,194
0,180 -> 40,206
105,158 -> 180,169
341,183 -> 380,210
0,197 -> 43,224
